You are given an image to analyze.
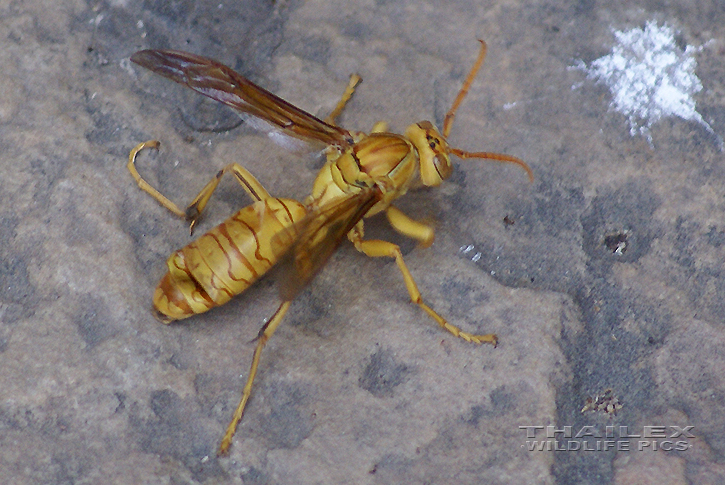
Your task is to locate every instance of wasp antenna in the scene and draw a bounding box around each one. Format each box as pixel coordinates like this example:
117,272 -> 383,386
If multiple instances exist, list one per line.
450,147 -> 534,182
442,40 -> 487,138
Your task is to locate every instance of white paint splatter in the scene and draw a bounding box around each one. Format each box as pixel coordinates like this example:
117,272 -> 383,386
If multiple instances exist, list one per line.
459,244 -> 483,263
576,21 -> 721,148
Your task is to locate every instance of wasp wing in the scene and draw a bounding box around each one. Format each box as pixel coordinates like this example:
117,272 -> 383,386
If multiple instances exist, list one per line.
130,49 -> 354,149
273,189 -> 381,301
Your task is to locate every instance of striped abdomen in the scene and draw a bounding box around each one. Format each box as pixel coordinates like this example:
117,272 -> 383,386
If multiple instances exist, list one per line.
153,198 -> 307,322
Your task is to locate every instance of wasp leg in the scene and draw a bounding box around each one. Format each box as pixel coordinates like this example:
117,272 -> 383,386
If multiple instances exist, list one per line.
128,141 -> 186,217
218,300 -> 292,456
183,163 -> 272,233
371,121 -> 389,133
325,74 -> 362,125
385,205 -> 434,248
128,140 -> 272,233
348,223 -> 497,346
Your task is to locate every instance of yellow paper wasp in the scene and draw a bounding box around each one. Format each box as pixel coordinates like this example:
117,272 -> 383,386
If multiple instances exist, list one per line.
127,40 -> 533,455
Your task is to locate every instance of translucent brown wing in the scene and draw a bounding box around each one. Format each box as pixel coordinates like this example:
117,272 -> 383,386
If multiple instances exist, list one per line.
274,189 -> 381,301
130,49 -> 354,149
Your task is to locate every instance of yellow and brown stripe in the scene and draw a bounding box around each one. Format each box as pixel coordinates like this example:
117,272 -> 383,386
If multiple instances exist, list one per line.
153,198 -> 306,321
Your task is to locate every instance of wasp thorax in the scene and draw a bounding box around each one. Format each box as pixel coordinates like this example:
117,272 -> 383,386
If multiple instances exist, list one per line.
405,121 -> 453,186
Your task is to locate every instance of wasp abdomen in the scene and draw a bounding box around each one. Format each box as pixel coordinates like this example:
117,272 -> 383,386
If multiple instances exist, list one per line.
153,198 -> 306,322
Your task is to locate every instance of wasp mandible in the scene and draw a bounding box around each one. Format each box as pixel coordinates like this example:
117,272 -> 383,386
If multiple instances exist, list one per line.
128,40 -> 533,455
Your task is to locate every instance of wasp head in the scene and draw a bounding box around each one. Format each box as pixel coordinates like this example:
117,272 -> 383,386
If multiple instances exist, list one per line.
405,121 -> 453,187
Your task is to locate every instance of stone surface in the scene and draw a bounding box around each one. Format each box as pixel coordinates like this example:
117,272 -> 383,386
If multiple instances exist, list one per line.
1,1 -> 724,484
